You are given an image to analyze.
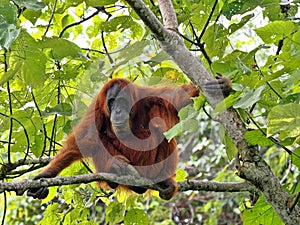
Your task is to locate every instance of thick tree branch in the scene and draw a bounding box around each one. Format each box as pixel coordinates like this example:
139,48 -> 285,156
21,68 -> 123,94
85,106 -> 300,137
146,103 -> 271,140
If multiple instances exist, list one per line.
125,0 -> 215,98
178,180 -> 257,193
157,0 -> 178,31
0,173 -> 257,195
124,0 -> 300,224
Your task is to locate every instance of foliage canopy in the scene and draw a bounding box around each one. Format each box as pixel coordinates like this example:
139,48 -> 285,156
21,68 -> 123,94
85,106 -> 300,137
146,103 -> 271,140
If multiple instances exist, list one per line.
0,0 -> 300,224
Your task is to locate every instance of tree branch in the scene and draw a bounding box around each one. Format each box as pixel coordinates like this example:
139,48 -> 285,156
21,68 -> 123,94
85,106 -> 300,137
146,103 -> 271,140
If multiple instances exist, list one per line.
59,8 -> 102,38
0,173 -> 257,195
157,0 -> 178,31
0,158 -> 52,179
179,180 -> 257,193
125,0 -> 213,96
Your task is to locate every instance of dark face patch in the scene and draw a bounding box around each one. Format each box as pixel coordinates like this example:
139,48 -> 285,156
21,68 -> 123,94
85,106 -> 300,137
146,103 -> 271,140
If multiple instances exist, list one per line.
106,83 -> 131,132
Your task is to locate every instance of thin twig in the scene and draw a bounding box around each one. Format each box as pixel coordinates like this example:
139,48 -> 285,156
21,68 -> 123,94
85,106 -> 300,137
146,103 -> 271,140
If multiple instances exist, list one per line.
59,8 -> 102,38
254,55 -> 282,99
44,0 -> 57,37
198,0 -> 219,41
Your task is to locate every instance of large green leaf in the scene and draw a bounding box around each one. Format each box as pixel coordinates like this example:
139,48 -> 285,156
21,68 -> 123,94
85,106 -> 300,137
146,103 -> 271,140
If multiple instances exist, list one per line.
43,103 -> 73,116
255,21 -> 297,44
21,49 -> 47,87
6,30 -> 47,87
244,129 -> 274,147
0,24 -> 20,49
267,103 -> 300,137
0,0 -> 17,24
243,196 -> 283,225
124,209 -> 149,225
13,0 -> 46,10
222,0 -> 263,20
106,202 -> 125,225
37,37 -> 83,60
234,86 -> 265,109
100,16 -> 136,32
0,1 -> 20,49
114,40 -> 150,69
23,9 -> 42,25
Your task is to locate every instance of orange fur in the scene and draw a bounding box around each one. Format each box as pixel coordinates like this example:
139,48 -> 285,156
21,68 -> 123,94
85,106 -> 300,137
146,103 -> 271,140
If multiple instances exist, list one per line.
29,78 -> 199,200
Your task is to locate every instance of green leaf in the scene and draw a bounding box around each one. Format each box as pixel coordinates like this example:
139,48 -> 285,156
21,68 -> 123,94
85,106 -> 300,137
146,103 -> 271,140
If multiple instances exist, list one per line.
164,109 -> 198,141
279,137 -> 297,146
282,69 -> 300,94
41,203 -> 62,224
267,103 -> 300,137
14,0 -> 46,10
106,202 -> 125,225
114,40 -> 150,68
211,61 -> 238,76
222,0 -> 261,20
151,67 -> 174,80
255,21 -> 297,44
234,86 -> 265,109
219,125 -> 238,161
31,133 -> 44,157
0,0 -> 17,24
43,103 -> 73,116
0,61 -> 22,85
193,94 -> 206,111
228,14 -> 254,34
0,0 -> 20,49
281,93 -> 300,105
7,30 -> 47,87
23,9 -> 42,25
0,24 -> 20,49
100,16 -> 134,32
244,129 -> 274,147
86,0 -> 117,7
263,0 -> 281,21
21,49 -> 47,87
146,51 -> 170,67
37,37 -> 83,60
175,168 -> 187,182
212,92 -> 240,116
243,196 -> 283,225
291,147 -> 300,170
124,209 -> 149,225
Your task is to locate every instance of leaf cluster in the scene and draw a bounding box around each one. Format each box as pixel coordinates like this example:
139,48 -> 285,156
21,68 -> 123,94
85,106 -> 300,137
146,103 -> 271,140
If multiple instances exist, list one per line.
0,0 -> 300,224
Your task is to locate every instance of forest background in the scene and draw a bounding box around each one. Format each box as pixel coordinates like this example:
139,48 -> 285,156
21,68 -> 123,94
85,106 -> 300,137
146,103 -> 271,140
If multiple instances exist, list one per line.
0,0 -> 300,224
